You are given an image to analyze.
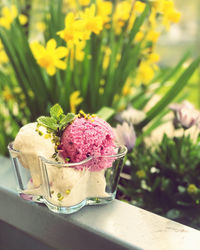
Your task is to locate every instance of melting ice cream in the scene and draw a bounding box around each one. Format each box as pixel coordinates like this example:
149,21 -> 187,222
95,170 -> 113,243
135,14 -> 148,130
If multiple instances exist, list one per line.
13,113 -> 117,206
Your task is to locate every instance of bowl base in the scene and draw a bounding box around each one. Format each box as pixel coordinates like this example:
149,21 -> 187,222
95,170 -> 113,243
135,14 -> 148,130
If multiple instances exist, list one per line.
42,192 -> 116,214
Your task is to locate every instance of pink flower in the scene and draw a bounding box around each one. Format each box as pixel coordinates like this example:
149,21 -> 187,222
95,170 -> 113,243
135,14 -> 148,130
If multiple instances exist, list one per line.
169,100 -> 194,112
169,101 -> 200,129
114,122 -> 136,152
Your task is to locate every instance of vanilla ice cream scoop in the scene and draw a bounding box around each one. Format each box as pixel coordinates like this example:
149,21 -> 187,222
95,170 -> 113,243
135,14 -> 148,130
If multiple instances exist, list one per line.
13,122 -> 55,187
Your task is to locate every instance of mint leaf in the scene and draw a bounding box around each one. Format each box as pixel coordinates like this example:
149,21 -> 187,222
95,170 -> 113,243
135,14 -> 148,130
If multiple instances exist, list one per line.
59,113 -> 75,129
37,116 -> 58,131
50,104 -> 64,120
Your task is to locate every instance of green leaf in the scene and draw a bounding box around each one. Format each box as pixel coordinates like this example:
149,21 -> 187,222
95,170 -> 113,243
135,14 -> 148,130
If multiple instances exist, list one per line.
59,113 -> 76,129
50,104 -> 64,120
96,106 -> 115,121
37,116 -> 58,130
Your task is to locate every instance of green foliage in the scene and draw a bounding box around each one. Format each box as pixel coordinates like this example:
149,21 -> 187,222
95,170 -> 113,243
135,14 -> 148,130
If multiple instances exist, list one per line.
118,134 -> 200,229
0,0 -> 199,157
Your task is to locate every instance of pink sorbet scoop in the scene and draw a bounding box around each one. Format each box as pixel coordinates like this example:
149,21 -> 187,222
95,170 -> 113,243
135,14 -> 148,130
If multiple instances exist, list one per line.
60,116 -> 116,171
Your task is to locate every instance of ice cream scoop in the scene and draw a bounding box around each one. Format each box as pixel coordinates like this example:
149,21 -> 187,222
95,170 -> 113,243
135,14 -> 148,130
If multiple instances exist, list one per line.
13,122 -> 56,187
60,116 -> 116,171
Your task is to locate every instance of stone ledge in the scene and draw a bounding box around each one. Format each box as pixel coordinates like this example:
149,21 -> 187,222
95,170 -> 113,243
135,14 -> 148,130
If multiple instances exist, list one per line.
1,156 -> 200,250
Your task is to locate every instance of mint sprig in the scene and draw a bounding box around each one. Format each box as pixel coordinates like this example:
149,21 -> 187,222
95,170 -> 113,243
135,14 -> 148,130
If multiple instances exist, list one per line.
37,104 -> 75,133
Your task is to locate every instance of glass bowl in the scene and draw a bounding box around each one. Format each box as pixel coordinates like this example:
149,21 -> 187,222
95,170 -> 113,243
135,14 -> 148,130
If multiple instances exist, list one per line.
8,142 -> 127,214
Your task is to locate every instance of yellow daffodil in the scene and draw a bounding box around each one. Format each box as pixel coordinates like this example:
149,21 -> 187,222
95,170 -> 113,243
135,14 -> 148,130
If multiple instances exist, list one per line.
0,5 -> 18,29
19,14 -> 28,25
163,1 -> 175,13
59,4 -> 103,46
113,0 -> 146,34
70,91 -> 83,113
162,0 -> 181,30
30,39 -> 68,76
97,0 -> 112,25
147,53 -> 160,63
135,31 -> 144,42
115,1 -> 131,21
80,4 -> 103,37
113,1 -> 131,34
149,0 -> 180,30
167,10 -> 181,23
137,61 -> 155,84
150,0 -> 164,12
134,1 -> 146,13
146,30 -> 160,43
57,12 -> 85,48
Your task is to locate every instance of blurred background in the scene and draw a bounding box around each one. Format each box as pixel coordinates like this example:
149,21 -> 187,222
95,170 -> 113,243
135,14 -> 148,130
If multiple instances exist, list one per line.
157,0 -> 200,107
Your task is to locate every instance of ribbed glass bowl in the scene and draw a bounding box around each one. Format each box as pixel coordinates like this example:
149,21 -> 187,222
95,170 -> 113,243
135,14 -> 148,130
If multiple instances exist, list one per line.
8,142 -> 127,214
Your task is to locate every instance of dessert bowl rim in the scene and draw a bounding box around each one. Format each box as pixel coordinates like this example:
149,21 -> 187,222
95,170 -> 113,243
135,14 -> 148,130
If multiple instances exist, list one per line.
8,142 -> 127,167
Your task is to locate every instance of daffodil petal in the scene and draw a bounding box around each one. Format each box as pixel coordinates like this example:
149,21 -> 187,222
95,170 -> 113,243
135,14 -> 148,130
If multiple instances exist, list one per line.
55,60 -> 66,70
47,66 -> 56,76
65,12 -> 74,26
47,39 -> 57,50
55,47 -> 68,58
